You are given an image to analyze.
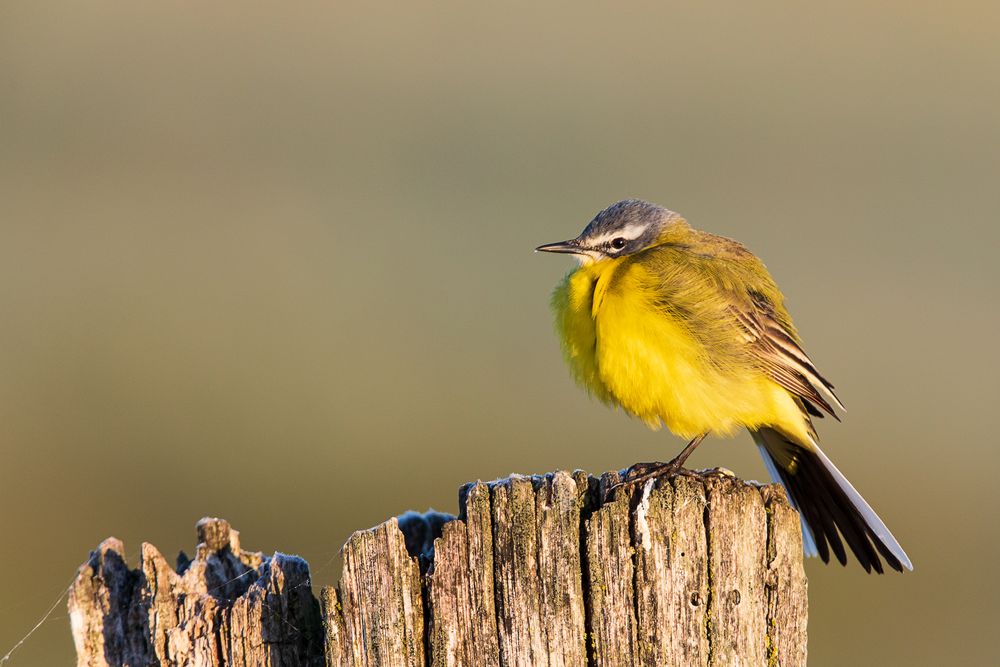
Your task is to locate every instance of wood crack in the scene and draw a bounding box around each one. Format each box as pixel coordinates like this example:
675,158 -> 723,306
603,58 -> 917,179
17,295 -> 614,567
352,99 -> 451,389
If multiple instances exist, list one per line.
69,471 -> 807,667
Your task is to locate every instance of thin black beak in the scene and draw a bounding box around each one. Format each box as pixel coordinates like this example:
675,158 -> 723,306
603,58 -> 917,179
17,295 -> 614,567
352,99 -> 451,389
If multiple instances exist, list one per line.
535,239 -> 581,254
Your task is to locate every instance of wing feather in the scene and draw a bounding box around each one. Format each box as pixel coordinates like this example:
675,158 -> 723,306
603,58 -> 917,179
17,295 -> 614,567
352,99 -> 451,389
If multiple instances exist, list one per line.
732,291 -> 845,418
638,235 -> 845,418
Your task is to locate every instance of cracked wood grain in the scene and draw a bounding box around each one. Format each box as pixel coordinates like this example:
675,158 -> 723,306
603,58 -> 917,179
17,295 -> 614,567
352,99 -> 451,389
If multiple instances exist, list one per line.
761,485 -> 808,667
632,475 -> 711,666
334,518 -> 425,667
585,472 -> 638,666
704,477 -> 768,667
490,471 -> 590,667
426,481 -> 499,667
69,471 -> 807,667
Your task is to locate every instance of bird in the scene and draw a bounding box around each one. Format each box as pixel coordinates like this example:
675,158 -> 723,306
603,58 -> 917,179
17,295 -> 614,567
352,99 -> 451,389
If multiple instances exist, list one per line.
536,199 -> 911,573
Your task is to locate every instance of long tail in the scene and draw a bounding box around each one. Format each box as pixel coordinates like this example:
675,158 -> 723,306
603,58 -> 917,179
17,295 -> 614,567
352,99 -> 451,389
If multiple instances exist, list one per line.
752,427 -> 912,574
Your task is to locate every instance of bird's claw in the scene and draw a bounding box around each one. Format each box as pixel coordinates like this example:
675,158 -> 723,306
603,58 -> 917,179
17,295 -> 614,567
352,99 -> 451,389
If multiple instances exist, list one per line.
607,460 -> 697,495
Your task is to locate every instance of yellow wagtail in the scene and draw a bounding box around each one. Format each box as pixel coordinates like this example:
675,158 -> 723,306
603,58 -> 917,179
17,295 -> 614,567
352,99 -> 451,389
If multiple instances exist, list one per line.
537,199 -> 911,573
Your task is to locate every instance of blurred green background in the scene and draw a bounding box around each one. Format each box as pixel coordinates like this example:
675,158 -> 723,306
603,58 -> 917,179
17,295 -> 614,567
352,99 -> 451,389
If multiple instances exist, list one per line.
1,2 -> 996,665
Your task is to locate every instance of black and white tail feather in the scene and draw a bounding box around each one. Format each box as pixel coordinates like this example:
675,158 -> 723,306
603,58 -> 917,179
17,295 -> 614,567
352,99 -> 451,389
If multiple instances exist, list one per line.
753,427 -> 912,574
733,287 -> 911,573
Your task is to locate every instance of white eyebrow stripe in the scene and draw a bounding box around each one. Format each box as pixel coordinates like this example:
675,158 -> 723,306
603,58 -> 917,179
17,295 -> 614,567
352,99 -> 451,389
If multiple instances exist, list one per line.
618,223 -> 648,239
587,224 -> 647,246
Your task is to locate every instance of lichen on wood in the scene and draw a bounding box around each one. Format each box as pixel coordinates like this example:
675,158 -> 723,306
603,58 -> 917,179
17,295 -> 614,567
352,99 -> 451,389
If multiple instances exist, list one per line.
69,470 -> 807,666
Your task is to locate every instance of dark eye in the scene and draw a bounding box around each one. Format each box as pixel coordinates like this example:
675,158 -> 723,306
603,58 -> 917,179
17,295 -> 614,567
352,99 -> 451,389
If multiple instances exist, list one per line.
610,237 -> 627,250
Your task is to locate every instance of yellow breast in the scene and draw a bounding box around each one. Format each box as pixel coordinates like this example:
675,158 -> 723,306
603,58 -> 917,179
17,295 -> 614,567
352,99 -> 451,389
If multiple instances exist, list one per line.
551,259 -> 807,441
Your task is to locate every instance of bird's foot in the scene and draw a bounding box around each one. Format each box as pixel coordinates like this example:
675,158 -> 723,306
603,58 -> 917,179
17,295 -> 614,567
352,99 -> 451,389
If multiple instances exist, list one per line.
610,459 -> 697,493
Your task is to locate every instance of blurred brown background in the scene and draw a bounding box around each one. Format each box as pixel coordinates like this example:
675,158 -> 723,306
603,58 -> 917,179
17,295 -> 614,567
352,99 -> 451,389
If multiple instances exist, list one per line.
1,2 -> 996,665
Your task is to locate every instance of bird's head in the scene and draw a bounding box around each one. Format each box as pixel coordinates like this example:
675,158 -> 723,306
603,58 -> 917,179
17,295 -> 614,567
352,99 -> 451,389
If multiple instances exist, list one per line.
536,199 -> 684,264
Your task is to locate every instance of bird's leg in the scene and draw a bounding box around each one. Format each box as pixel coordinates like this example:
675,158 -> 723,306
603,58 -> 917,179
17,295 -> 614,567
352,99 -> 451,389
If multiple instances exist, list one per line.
667,432 -> 708,469
616,433 -> 709,489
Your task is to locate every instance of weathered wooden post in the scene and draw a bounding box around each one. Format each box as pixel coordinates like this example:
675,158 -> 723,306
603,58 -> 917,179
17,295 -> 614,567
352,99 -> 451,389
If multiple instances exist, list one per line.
69,470 -> 807,666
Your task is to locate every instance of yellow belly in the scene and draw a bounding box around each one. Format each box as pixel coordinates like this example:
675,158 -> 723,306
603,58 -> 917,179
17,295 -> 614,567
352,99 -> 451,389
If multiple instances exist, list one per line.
552,260 -> 809,442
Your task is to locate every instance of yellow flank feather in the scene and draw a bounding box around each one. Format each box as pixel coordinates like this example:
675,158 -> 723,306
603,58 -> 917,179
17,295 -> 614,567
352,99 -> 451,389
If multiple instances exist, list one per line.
551,226 -> 812,444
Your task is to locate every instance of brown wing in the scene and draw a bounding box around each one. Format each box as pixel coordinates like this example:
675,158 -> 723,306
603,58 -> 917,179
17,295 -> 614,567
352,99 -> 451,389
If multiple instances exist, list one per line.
731,291 -> 845,419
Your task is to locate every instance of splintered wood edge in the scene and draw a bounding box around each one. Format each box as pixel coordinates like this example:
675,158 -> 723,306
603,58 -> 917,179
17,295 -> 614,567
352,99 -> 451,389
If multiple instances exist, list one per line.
69,518 -> 324,667
71,474 -> 806,667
